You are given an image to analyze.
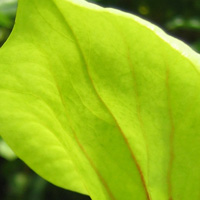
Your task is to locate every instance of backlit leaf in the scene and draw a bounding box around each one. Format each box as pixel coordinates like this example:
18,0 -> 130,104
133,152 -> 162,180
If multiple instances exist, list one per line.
0,0 -> 200,199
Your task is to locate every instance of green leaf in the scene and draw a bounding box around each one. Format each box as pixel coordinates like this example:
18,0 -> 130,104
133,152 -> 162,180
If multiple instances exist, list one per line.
0,0 -> 200,199
0,137 -> 17,160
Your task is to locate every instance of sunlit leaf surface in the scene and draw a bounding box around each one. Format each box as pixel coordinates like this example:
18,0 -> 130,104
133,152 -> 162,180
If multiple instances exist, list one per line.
0,0 -> 200,199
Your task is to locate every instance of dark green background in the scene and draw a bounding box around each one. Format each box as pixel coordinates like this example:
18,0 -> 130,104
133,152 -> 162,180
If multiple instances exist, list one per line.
0,0 -> 199,199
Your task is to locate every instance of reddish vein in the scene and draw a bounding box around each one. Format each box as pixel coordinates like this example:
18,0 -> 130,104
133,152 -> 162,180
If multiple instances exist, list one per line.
166,64 -> 175,200
40,1 -> 151,199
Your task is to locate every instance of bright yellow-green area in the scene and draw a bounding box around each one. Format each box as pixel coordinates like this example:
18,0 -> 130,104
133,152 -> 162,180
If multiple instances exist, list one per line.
0,0 -> 200,200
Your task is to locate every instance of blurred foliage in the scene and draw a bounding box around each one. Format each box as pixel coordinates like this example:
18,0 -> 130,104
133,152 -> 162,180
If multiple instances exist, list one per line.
0,155 -> 90,200
0,137 -> 16,161
0,0 -> 17,46
0,0 -> 199,199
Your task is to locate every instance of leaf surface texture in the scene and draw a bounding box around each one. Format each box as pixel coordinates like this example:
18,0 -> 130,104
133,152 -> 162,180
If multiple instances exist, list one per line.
0,0 -> 200,199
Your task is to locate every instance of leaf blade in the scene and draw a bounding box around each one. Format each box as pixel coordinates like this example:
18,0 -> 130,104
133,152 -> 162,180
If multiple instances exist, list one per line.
1,0 -> 200,199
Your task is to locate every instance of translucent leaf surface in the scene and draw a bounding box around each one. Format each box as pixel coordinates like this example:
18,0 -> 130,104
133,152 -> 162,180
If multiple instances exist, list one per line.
0,0 -> 200,199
